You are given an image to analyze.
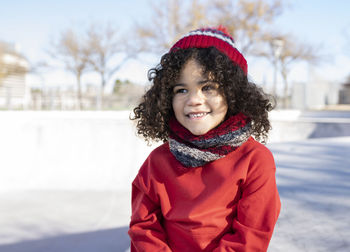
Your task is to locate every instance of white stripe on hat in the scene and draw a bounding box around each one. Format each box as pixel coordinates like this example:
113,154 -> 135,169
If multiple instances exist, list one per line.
183,30 -> 237,49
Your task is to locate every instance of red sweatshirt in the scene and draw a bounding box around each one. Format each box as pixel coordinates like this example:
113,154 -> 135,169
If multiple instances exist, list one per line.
129,137 -> 281,251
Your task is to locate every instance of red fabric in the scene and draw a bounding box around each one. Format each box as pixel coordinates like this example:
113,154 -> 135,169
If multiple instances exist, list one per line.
170,27 -> 248,75
129,137 -> 281,251
172,34 -> 247,75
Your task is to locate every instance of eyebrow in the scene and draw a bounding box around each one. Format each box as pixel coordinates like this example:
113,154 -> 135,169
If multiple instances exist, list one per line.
173,79 -> 211,87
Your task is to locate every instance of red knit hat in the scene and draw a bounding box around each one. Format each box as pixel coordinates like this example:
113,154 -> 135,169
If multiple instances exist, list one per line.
170,26 -> 248,75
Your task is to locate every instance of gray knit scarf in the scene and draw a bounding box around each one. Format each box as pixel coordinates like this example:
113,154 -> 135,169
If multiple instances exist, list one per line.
168,113 -> 252,168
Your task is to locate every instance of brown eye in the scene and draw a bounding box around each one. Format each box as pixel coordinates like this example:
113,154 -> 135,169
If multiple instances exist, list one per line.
174,88 -> 187,94
202,85 -> 214,91
202,83 -> 218,92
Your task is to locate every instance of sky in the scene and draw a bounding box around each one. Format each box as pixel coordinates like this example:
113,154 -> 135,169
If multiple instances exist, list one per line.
1,0 -> 350,91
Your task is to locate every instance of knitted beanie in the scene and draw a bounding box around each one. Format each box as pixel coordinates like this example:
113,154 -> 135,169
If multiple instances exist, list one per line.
170,26 -> 248,75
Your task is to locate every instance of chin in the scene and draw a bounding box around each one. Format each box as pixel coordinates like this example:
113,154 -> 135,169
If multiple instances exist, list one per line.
189,128 -> 209,136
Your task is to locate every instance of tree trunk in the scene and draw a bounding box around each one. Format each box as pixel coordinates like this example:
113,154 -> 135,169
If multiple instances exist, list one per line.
77,73 -> 83,110
281,69 -> 289,109
272,58 -> 278,97
98,73 -> 106,110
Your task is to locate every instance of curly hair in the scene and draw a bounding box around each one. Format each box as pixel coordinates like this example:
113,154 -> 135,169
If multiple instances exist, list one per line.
131,47 -> 275,143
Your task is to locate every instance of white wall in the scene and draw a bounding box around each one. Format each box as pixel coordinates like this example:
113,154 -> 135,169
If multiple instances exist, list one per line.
0,111 -> 156,191
0,110 -> 349,191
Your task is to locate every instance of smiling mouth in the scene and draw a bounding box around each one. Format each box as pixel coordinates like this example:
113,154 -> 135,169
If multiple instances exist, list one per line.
187,112 -> 208,119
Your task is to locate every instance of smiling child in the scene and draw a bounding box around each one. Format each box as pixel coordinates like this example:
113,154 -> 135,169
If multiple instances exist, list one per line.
128,27 -> 281,252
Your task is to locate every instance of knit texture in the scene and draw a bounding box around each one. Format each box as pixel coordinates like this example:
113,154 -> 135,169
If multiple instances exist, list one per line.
170,27 -> 248,75
169,113 -> 252,167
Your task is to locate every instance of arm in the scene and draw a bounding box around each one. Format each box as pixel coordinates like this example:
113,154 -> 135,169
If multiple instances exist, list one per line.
213,150 -> 281,252
128,174 -> 172,252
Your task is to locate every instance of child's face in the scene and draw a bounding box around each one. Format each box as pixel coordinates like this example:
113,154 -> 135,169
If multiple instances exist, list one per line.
172,59 -> 228,135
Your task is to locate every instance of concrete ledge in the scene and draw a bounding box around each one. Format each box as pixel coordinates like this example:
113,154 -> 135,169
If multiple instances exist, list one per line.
0,110 -> 349,191
269,110 -> 350,142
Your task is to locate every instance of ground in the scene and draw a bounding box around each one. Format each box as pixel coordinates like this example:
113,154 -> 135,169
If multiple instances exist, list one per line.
0,136 -> 349,252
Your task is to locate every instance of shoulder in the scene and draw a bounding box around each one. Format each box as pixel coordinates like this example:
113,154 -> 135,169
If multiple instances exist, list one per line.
147,142 -> 173,162
137,142 -> 177,177
237,137 -> 276,171
240,137 -> 274,157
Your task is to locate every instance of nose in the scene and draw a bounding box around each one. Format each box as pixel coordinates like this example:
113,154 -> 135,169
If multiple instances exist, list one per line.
186,90 -> 205,106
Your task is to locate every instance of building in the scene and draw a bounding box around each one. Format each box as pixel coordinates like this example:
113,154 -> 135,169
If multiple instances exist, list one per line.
339,83 -> 350,104
0,41 -> 29,109
291,78 -> 340,110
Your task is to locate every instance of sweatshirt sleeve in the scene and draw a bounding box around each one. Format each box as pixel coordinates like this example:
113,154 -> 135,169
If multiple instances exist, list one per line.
213,149 -> 281,252
128,167 -> 172,252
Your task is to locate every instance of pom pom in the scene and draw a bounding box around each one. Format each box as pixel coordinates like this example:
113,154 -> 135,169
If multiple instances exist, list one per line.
216,25 -> 231,36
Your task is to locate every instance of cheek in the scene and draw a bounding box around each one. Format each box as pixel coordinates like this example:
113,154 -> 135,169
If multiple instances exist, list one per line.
212,96 -> 228,114
172,97 -> 182,115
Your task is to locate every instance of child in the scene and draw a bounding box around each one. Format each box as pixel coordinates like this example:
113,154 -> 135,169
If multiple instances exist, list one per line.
128,27 -> 281,252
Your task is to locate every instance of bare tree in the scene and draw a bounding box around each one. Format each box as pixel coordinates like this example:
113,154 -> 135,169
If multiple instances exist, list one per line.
134,0 -> 284,56
134,0 -> 209,54
256,33 -> 320,108
209,0 -> 284,55
50,23 -> 134,110
50,29 -> 91,109
86,23 -> 132,108
279,37 -> 319,108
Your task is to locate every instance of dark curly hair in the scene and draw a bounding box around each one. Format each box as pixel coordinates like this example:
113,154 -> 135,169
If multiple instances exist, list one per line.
131,47 -> 275,143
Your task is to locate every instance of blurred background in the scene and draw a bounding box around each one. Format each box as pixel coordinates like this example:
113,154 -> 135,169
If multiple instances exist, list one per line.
0,0 -> 350,110
0,0 -> 350,251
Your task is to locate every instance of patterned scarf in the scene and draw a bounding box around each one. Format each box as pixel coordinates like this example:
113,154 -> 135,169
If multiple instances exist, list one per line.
169,113 -> 252,168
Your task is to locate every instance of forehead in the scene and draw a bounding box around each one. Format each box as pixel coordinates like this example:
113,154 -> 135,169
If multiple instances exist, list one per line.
180,60 -> 203,76
178,59 -> 214,82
